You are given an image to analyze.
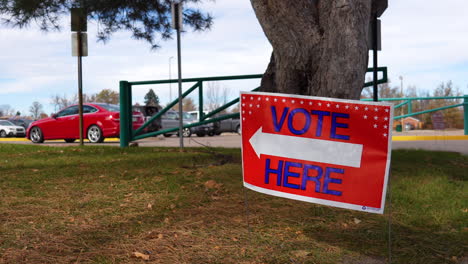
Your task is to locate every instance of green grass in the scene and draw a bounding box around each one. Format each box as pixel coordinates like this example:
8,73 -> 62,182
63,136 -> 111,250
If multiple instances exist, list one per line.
0,144 -> 466,263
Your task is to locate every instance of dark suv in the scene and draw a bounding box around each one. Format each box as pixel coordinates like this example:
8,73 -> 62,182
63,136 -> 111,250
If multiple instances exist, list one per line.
213,116 -> 241,135
132,105 -> 162,133
161,111 -> 214,137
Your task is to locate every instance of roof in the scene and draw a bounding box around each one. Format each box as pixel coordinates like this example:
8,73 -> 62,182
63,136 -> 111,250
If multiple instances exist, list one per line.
403,116 -> 421,122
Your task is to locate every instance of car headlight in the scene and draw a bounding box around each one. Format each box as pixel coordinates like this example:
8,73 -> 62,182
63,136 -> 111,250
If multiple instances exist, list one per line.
8,128 -> 15,131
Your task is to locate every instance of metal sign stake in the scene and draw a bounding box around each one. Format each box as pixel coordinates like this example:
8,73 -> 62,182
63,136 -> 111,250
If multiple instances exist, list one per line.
71,8 -> 87,146
77,31 -> 84,145
172,1 -> 184,150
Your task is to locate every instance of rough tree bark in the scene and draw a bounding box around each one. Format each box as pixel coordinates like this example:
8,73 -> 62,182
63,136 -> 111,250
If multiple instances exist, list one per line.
251,0 -> 387,100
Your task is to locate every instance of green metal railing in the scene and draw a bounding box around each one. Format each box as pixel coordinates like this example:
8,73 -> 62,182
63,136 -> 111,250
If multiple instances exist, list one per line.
119,74 -> 262,147
362,95 -> 468,135
119,68 -> 388,147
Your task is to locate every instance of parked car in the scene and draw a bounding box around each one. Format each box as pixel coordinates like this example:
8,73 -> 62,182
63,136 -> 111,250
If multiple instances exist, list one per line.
0,120 -> 26,137
26,103 -> 145,143
161,110 -> 214,137
213,115 -> 241,135
9,119 -> 33,129
182,112 -> 215,137
186,111 -> 240,135
187,110 -> 206,121
132,105 -> 162,133
404,123 -> 415,131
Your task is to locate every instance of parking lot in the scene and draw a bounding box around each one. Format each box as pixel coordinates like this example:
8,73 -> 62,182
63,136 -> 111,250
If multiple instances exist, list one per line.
1,130 -> 467,155
145,131 -> 468,154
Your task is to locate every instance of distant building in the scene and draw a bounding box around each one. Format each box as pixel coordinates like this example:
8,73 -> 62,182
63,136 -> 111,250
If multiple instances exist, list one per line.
393,117 -> 423,130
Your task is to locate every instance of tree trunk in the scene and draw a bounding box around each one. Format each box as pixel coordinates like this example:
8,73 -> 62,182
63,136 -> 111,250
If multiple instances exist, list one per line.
251,0 -> 387,100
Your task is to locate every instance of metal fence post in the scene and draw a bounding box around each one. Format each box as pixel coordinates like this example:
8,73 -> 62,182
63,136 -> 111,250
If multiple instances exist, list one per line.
464,95 -> 468,135
120,81 -> 130,147
198,81 -> 204,121
127,85 -> 133,139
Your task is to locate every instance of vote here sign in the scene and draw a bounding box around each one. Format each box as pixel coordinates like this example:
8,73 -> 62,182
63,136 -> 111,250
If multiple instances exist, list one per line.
240,92 -> 394,214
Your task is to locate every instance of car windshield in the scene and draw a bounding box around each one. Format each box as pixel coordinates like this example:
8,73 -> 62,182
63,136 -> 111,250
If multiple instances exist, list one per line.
0,120 -> 14,126
95,103 -> 120,112
183,112 -> 194,120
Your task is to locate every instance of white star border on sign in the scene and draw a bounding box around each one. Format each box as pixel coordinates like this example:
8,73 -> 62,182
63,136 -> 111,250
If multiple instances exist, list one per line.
241,95 -> 392,140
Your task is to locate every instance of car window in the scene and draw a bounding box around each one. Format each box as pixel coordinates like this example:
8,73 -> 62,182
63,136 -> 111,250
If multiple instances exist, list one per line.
0,120 -> 14,126
83,105 -> 98,114
57,106 -> 79,117
182,112 -> 193,120
133,106 -> 143,113
95,103 -> 120,112
163,112 -> 177,120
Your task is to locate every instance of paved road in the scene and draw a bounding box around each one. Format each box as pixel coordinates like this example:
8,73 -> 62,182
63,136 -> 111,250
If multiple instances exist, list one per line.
1,130 -> 467,155
139,132 -> 468,155
391,129 -> 468,155
392,140 -> 468,155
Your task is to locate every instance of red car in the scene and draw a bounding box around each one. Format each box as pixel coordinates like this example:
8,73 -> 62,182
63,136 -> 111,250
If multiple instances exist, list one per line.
26,103 -> 145,143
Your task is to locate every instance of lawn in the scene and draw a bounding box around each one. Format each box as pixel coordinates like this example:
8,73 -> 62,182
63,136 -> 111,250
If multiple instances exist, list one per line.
0,144 -> 466,263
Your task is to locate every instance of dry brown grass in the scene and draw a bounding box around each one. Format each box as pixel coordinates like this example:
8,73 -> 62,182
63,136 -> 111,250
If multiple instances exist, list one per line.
0,145 -> 466,263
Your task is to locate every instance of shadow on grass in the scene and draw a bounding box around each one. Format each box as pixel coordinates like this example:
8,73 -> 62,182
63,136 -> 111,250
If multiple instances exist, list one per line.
302,215 -> 465,264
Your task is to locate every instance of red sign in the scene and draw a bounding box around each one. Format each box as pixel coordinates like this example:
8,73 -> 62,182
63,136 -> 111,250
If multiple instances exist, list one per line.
241,92 -> 394,214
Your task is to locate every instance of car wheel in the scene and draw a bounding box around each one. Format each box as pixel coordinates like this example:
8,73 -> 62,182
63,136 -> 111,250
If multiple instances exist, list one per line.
87,125 -> 104,143
177,128 -> 191,137
196,133 -> 206,137
64,139 -> 76,143
30,126 -> 44,143
236,125 -> 241,134
208,131 -> 215,136
0,130 -> 6,138
163,133 -> 172,137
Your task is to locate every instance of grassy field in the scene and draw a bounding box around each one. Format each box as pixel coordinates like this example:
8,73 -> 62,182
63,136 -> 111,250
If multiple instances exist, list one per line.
0,144 -> 466,264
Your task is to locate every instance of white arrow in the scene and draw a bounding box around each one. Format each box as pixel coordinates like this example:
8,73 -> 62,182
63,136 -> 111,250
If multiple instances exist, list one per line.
249,127 -> 363,168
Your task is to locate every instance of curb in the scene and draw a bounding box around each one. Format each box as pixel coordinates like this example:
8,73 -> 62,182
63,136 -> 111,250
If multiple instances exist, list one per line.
0,138 -> 119,142
392,135 -> 468,141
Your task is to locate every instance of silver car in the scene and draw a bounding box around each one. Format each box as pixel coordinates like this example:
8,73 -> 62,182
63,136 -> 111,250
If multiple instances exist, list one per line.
0,120 -> 26,137
161,111 -> 213,137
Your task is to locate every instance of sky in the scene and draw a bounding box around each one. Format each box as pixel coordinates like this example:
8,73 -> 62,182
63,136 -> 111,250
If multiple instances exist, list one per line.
0,0 -> 467,117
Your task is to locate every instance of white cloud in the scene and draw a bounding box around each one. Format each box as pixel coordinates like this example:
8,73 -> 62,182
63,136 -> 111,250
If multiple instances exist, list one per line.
379,0 -> 468,90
